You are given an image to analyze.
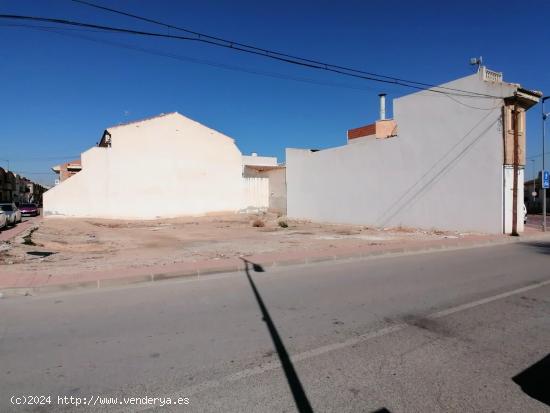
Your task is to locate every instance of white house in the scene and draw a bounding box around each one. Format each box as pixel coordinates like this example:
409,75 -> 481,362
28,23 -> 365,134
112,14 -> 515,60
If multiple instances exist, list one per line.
44,112 -> 282,219
286,68 -> 541,234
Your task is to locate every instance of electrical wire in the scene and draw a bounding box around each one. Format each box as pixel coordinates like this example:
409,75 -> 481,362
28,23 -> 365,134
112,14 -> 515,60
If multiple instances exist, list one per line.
2,23 -> 401,95
68,0 -> 499,99
0,13 -> 500,99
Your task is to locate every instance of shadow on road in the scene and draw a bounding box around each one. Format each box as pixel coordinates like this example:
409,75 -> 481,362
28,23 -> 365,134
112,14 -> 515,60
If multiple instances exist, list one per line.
521,241 -> 550,255
241,258 -> 314,413
512,353 -> 550,406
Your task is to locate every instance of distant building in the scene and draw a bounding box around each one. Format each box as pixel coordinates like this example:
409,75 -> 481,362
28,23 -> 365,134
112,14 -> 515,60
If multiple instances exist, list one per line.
44,112 -> 284,218
52,159 -> 82,183
286,67 -> 541,234
0,167 -> 46,204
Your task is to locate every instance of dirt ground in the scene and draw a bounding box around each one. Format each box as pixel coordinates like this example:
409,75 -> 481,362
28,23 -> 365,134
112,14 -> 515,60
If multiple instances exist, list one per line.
0,213 -> 469,275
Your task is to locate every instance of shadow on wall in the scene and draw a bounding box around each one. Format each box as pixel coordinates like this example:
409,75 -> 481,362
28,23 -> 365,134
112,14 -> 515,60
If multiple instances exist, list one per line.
377,110 -> 499,227
512,353 -> 550,406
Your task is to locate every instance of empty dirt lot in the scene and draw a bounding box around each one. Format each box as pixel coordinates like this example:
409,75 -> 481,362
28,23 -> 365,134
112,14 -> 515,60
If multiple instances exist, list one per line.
0,213 -> 469,277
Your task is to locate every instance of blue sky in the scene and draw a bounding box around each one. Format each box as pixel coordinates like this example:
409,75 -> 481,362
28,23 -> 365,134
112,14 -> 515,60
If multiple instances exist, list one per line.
1,0 -> 549,186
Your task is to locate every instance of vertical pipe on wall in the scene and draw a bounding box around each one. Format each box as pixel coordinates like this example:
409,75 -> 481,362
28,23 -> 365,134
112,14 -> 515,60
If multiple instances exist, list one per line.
511,104 -> 519,236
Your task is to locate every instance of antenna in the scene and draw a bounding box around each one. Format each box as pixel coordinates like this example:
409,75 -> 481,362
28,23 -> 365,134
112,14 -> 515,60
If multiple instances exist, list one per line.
469,56 -> 483,71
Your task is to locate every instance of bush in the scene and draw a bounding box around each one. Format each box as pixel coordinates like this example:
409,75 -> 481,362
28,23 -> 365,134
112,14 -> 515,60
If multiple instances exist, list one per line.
252,219 -> 265,227
278,220 -> 288,228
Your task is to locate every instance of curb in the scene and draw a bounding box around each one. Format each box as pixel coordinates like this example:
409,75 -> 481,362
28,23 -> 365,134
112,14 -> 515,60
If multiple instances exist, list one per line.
2,232 -> 550,297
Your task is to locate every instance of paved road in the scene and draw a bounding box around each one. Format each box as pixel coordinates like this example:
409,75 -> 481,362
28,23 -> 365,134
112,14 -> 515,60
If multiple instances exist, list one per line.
1,241 -> 549,412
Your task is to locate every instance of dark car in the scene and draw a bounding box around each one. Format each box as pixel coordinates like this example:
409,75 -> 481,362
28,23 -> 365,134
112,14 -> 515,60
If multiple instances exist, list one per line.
19,203 -> 40,217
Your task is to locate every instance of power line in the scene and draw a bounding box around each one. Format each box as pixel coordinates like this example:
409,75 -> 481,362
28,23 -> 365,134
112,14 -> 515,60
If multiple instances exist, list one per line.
527,152 -> 550,160
6,23 -> 399,95
4,23 -> 501,113
0,13 -> 501,99
444,93 -> 501,111
68,0 -> 499,99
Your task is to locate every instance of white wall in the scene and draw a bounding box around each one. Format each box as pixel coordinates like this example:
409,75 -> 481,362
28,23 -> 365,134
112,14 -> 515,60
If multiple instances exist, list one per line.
243,167 -> 287,214
287,73 -> 519,233
44,113 -> 246,219
242,155 -> 278,167
503,166 -> 525,233
243,177 -> 269,210
265,168 -> 286,214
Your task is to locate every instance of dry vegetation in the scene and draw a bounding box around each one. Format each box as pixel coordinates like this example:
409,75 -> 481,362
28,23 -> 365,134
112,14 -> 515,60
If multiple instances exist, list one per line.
0,213 -> 465,277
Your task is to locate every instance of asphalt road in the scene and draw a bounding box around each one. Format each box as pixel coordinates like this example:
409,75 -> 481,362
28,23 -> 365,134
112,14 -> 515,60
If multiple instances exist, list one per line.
1,241 -> 549,412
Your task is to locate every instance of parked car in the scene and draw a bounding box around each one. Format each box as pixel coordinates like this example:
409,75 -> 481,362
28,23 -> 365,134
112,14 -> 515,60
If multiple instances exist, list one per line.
0,210 -> 7,230
0,202 -> 22,226
523,204 -> 527,224
19,203 -> 40,217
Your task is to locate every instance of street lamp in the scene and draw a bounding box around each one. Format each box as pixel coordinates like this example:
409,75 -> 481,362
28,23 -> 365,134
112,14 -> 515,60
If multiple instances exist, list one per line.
542,96 -> 549,231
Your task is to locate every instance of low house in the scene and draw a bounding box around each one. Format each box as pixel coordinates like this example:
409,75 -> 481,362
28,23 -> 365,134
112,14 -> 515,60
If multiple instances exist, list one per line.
44,112 -> 283,219
286,67 -> 541,234
52,159 -> 82,183
242,153 -> 286,214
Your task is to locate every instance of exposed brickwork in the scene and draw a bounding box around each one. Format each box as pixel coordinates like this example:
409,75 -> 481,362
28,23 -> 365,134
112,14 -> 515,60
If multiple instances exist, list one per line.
347,123 -> 376,140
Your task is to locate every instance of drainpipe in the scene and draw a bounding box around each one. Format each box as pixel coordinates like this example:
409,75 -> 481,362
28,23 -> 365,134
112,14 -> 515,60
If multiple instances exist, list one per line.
511,104 -> 519,236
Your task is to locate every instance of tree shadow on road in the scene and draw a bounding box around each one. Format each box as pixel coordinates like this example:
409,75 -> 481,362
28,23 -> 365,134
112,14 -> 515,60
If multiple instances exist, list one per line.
512,353 -> 550,406
520,240 -> 550,255
241,258 -> 314,413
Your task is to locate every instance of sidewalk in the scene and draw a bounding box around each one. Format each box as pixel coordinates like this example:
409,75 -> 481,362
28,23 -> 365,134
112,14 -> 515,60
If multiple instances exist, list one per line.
0,216 -> 41,242
2,228 -> 549,296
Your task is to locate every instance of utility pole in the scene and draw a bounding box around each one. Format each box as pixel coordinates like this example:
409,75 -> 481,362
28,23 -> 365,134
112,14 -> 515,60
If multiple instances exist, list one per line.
532,159 -> 536,198
511,104 -> 519,236
543,96 -> 549,231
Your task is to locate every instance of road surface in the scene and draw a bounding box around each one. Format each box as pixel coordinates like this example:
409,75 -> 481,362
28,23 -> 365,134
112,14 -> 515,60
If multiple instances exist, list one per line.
1,241 -> 549,412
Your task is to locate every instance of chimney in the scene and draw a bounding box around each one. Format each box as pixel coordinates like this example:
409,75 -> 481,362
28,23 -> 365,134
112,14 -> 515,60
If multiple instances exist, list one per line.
378,93 -> 386,120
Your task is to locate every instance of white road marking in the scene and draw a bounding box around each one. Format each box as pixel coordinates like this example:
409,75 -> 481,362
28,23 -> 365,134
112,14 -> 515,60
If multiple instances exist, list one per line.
121,278 -> 550,412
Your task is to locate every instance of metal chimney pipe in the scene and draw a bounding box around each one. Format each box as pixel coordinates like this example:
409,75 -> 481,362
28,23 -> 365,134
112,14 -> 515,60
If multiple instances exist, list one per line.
378,93 -> 387,120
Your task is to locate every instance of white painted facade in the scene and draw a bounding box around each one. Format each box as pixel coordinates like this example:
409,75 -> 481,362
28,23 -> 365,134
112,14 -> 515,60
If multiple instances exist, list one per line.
241,154 -> 286,214
287,70 -> 539,233
44,113 -> 272,219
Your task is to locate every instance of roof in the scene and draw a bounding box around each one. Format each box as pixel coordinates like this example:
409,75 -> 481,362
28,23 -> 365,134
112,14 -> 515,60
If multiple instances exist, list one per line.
106,112 -> 178,131
98,111 -> 236,147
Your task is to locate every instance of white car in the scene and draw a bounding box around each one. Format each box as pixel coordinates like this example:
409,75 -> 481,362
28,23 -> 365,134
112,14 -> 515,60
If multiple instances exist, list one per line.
523,204 -> 527,224
0,210 -> 7,230
0,203 -> 22,226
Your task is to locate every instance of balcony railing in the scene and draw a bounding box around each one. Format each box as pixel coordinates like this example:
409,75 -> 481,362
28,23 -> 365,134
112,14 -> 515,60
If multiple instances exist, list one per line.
481,67 -> 503,83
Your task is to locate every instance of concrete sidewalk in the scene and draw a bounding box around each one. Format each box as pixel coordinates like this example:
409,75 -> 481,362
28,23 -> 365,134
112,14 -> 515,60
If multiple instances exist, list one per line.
2,229 -> 549,296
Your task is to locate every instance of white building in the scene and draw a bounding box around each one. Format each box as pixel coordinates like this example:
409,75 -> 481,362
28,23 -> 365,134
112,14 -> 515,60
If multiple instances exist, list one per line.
286,68 -> 541,234
44,112 -> 283,219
